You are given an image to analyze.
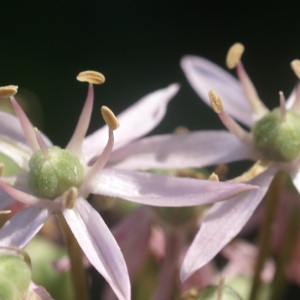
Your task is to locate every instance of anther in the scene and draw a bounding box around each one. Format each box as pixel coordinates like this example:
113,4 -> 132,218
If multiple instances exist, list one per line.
101,106 -> 119,130
208,172 -> 219,181
209,90 -> 223,113
291,60 -> 300,80
226,43 -> 245,69
0,210 -> 11,214
77,71 -> 105,84
0,85 -> 18,98
62,187 -> 78,209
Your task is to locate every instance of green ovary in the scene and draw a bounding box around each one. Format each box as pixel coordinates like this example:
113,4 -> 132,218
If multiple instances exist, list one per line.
252,108 -> 300,162
28,146 -> 84,199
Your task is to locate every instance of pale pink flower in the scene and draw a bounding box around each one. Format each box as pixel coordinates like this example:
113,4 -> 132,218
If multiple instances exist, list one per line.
177,43 -> 300,281
0,75 -> 254,299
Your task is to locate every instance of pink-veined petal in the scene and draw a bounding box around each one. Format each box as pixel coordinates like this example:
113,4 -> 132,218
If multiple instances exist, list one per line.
91,169 -> 257,207
83,84 -> 180,162
62,197 -> 130,300
108,131 -> 253,170
0,206 -> 52,248
180,166 -> 276,282
181,55 -> 253,127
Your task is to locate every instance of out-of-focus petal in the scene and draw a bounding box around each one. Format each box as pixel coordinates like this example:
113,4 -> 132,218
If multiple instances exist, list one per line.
0,190 -> 15,210
0,206 -> 52,248
0,138 -> 31,170
28,282 -> 54,300
289,165 -> 300,194
62,198 -> 130,300
112,206 -> 152,280
181,55 -> 253,127
180,166 -> 276,282
91,169 -> 257,207
109,131 -> 253,170
83,84 -> 180,162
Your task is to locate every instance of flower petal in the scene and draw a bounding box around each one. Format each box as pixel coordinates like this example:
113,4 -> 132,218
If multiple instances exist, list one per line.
62,198 -> 130,300
91,169 -> 257,207
0,206 -> 52,248
109,131 -> 253,170
181,55 -> 253,127
180,166 -> 276,282
83,84 -> 180,162
0,189 -> 15,210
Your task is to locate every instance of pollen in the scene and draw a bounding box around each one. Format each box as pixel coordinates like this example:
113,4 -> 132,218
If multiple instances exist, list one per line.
226,43 -> 244,69
209,90 -> 223,113
0,85 -> 18,98
62,187 -> 78,209
76,71 -> 105,84
101,106 -> 120,130
291,59 -> 300,80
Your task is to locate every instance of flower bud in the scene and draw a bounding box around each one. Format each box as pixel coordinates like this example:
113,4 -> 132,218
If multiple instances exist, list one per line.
0,251 -> 32,299
252,108 -> 300,162
28,146 -> 84,199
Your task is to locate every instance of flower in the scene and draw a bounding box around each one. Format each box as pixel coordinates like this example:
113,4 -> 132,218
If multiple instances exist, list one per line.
178,42 -> 300,281
0,71 -> 254,299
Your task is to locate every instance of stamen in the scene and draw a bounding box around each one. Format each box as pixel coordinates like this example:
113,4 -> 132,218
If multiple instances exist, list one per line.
81,126 -> 116,196
226,43 -> 245,69
208,172 -> 219,181
209,90 -> 223,113
10,97 -> 39,152
217,276 -> 225,300
289,82 -> 300,112
62,187 -> 78,209
279,91 -> 286,120
77,71 -> 105,85
101,106 -> 120,130
209,90 -> 254,147
34,127 -> 49,157
0,164 -> 4,177
66,83 -> 94,154
0,85 -> 18,98
291,59 -> 300,79
0,210 -> 11,214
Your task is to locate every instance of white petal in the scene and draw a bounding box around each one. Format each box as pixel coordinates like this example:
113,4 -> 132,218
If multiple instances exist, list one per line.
83,84 -> 180,162
181,55 -> 253,127
109,131 -> 252,170
0,206 -> 52,248
180,166 -> 276,282
62,198 -> 130,300
91,169 -> 257,207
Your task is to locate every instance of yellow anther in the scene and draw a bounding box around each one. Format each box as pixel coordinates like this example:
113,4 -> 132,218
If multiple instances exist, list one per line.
0,85 -> 18,98
76,71 -> 105,84
208,172 -> 219,181
62,187 -> 78,209
0,164 -> 4,177
291,59 -> 300,80
101,106 -> 120,130
209,90 -> 223,113
226,43 -> 245,69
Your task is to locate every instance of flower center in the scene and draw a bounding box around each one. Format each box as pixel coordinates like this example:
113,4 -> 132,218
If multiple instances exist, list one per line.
28,146 -> 84,199
252,108 -> 300,162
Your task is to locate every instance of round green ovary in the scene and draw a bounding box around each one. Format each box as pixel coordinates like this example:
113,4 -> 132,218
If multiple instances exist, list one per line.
28,146 -> 84,199
252,108 -> 300,162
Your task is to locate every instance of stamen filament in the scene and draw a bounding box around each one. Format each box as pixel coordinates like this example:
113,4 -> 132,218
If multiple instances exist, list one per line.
34,127 -> 49,157
279,91 -> 286,121
0,164 -> 4,177
209,90 -> 253,147
67,83 -> 94,155
62,187 -> 78,209
10,97 -> 39,152
289,82 -> 300,113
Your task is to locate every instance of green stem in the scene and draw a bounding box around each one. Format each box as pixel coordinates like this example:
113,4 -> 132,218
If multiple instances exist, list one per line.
57,212 -> 89,300
249,172 -> 284,300
269,193 -> 299,300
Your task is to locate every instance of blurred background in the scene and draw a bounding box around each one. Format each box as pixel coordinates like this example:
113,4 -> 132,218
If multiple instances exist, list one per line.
1,1 -> 299,146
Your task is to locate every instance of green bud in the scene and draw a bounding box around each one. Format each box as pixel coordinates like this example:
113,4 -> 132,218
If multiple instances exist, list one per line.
252,108 -> 300,162
28,146 -> 84,199
0,252 -> 32,299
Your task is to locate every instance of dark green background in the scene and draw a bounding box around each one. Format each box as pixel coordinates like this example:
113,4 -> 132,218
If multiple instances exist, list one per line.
1,1 -> 299,147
